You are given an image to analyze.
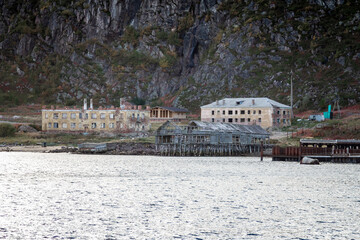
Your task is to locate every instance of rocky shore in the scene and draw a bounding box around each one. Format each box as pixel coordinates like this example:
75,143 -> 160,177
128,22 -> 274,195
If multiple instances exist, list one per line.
106,143 -> 158,156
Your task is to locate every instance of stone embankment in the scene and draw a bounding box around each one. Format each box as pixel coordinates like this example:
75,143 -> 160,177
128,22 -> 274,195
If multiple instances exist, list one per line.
75,142 -> 159,155
107,143 -> 158,155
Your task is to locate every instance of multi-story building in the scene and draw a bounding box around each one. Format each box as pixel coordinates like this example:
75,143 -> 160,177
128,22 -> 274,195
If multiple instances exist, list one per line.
201,98 -> 292,128
42,99 -> 151,133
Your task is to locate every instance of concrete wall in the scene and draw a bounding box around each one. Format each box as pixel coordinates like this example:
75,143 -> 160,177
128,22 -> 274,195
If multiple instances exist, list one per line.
42,108 -> 151,133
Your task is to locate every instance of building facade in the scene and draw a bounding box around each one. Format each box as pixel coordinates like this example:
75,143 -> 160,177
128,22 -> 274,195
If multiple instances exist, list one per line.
42,99 -> 151,133
150,106 -> 189,122
201,98 -> 291,129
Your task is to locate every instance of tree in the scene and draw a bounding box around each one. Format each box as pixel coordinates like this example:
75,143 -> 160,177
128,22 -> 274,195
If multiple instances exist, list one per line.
0,123 -> 16,137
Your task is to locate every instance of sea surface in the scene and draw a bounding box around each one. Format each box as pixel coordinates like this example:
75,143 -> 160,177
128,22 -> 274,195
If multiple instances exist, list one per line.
0,152 -> 359,239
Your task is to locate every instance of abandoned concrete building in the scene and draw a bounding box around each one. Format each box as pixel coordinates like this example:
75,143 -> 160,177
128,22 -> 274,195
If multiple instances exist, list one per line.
41,99 -> 151,133
201,98 -> 292,129
150,106 -> 189,122
155,121 -> 270,156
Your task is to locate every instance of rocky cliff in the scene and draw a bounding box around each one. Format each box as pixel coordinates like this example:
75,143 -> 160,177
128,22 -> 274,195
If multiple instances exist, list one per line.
0,0 -> 359,112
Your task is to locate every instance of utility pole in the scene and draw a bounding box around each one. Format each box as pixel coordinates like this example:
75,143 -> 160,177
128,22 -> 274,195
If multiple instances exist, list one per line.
290,70 -> 294,119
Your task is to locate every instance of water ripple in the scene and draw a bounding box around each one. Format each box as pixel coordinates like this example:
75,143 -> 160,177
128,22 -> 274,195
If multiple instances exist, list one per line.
0,152 -> 360,239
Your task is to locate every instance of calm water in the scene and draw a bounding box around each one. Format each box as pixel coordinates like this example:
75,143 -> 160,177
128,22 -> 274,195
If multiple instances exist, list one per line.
0,153 -> 359,239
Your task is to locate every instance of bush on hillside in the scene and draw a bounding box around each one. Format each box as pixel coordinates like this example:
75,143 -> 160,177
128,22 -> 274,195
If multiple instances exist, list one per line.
0,123 -> 16,137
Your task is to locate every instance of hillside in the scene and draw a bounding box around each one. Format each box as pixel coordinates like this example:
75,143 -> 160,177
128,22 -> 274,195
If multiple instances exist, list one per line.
0,0 -> 359,112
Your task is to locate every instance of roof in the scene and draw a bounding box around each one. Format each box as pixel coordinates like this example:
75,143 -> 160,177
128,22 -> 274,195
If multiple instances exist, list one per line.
201,97 -> 291,109
190,121 -> 270,136
153,106 -> 189,113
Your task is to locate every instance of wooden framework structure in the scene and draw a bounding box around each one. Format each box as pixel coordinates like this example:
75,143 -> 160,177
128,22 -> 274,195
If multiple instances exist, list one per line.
155,121 -> 270,156
272,139 -> 360,163
150,106 -> 189,122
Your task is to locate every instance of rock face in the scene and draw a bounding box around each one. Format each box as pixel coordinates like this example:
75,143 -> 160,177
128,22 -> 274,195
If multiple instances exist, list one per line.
0,0 -> 359,111
18,125 -> 37,133
300,156 -> 320,165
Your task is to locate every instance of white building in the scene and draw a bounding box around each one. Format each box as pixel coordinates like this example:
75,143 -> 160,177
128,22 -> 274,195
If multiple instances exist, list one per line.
201,98 -> 292,128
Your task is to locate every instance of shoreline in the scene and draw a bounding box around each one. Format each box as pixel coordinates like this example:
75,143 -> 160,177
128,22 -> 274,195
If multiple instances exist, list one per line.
0,143 -> 265,157
0,145 -> 69,153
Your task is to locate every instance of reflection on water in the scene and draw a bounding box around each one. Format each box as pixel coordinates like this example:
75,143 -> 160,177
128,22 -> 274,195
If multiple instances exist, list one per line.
0,152 -> 360,239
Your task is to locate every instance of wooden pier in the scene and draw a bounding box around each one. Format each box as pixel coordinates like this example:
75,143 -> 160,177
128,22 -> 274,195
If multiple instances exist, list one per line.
157,143 -> 271,156
156,121 -> 270,156
272,139 -> 360,163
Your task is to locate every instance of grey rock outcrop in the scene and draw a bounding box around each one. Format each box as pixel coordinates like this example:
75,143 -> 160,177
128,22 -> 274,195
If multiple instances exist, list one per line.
0,0 -> 359,111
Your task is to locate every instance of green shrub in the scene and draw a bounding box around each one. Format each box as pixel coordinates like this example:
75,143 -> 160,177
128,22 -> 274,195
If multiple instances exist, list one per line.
177,13 -> 194,33
156,30 -> 168,41
122,26 -> 140,46
0,123 -> 16,137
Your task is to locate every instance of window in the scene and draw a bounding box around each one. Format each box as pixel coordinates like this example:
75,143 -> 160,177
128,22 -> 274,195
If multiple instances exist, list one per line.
62,113 -> 67,119
109,123 -> 114,128
85,113 -> 88,119
277,118 -> 280,123
100,123 -> 105,128
53,113 -> 58,119
100,113 -> 106,119
217,110 -> 220,114
71,123 -> 76,129
212,118 -> 215,122
110,113 -> 114,119
240,110 -> 245,114
142,113 -> 145,119
248,118 -> 251,122
45,113 -> 48,119
283,119 -> 286,124
53,123 -> 58,128
71,113 -> 76,119
258,118 -> 262,123
283,111 -> 286,115
79,113 -> 82,119
132,113 -> 135,119
222,110 -> 225,115
91,113 -> 97,119
137,114 -> 140,121
253,110 -> 256,114
62,123 -> 67,128
48,123 -> 51,128
211,110 -> 215,115
235,110 -> 238,114
258,110 -> 261,114
222,118 -> 225,122
228,110 -> 233,115
228,118 -> 233,123
277,111 -> 280,115
79,123 -> 82,129
240,118 -> 245,122
235,118 -> 238,122
248,110 -> 250,114
91,123 -> 97,129
236,101 -> 244,105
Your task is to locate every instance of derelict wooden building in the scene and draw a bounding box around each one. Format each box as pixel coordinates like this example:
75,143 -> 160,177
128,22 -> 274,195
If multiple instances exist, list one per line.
155,121 -> 270,156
